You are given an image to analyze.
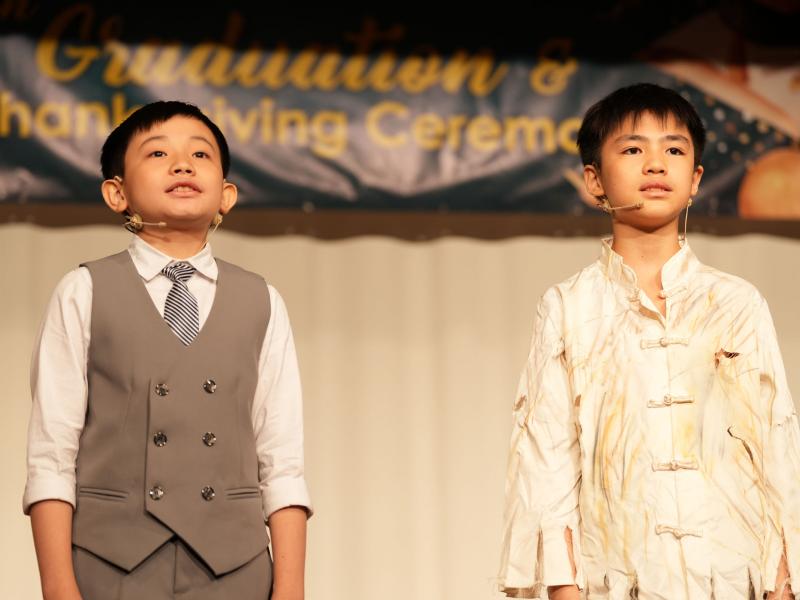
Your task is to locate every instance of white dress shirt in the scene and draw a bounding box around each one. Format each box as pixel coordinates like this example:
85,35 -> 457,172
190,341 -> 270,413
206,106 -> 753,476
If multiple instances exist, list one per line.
24,235 -> 312,521
499,238 -> 799,599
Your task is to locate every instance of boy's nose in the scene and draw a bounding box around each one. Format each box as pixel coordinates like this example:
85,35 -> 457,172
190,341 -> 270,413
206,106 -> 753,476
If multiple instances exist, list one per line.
644,157 -> 666,174
171,162 -> 194,175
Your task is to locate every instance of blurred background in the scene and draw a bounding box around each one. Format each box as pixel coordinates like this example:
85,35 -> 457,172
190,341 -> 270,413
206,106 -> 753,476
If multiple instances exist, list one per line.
2,1 -> 798,598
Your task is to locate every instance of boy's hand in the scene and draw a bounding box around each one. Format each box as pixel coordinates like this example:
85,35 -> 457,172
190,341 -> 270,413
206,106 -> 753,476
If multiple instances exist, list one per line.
271,593 -> 304,600
547,585 -> 581,599
41,582 -> 83,600
546,527 -> 581,599
766,553 -> 792,599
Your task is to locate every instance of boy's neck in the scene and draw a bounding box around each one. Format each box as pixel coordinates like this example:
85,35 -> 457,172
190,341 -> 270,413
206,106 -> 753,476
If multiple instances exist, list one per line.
136,228 -> 208,259
611,221 -> 682,285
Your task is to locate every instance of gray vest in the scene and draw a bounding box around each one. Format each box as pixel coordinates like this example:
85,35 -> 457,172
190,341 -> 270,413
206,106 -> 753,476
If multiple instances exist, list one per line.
72,251 -> 271,576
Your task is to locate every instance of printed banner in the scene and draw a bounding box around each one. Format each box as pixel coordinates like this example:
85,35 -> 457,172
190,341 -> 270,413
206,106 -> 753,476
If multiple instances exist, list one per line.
1,2 -> 798,219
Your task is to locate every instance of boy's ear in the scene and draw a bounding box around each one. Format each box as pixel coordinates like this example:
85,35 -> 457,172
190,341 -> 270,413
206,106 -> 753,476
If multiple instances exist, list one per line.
101,176 -> 129,214
691,164 -> 704,197
583,163 -> 605,200
220,180 -> 238,215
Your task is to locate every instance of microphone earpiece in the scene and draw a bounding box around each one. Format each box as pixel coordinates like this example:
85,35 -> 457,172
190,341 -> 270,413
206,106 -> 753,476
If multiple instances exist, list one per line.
597,197 -> 644,213
607,202 -> 644,212
124,213 -> 167,233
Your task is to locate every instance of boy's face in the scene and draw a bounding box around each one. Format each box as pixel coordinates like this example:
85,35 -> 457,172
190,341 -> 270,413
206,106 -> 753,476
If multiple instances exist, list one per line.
583,112 -> 703,229
106,116 -> 236,231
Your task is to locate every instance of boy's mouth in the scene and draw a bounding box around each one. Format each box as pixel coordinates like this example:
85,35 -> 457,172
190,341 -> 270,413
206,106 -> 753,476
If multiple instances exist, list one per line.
166,181 -> 202,194
639,182 -> 672,193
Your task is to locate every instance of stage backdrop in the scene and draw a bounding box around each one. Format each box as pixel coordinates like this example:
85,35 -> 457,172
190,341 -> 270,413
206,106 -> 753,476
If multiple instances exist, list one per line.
1,2 -> 799,221
2,224 -> 800,599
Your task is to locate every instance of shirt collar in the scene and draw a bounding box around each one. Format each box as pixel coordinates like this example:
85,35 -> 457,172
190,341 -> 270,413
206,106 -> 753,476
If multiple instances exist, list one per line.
598,236 -> 700,294
128,235 -> 218,283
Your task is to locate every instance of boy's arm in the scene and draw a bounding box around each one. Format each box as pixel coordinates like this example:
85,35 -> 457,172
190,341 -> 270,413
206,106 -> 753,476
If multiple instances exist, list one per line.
268,506 -> 308,600
498,288 -> 583,597
548,585 -> 581,600
253,286 -> 312,595
30,500 -> 82,600
756,296 -> 800,599
767,554 -> 791,600
25,269 -> 92,597
25,268 -> 91,515
547,528 -> 580,599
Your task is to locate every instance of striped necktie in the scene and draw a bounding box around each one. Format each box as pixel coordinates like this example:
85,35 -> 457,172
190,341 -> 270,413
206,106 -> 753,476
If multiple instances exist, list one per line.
161,262 -> 199,345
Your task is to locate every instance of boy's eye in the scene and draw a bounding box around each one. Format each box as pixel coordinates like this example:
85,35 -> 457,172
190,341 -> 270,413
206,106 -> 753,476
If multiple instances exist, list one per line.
667,147 -> 685,155
193,151 -> 209,159
149,150 -> 166,157
622,147 -> 641,155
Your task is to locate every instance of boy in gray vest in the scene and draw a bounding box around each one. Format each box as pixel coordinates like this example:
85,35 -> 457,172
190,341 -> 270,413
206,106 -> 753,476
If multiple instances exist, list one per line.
24,101 -> 312,600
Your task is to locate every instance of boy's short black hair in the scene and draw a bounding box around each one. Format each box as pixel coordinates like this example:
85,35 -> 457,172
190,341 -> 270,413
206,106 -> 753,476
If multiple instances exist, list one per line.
101,101 -> 230,179
576,83 -> 706,168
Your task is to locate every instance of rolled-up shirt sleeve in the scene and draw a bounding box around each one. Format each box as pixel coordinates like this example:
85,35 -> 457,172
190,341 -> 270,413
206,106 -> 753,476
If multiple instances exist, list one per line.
252,285 -> 313,520
499,287 -> 583,597
23,267 -> 92,515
